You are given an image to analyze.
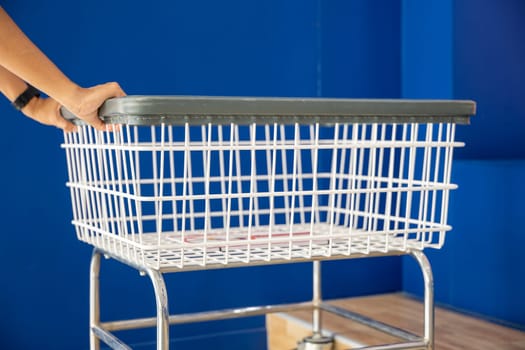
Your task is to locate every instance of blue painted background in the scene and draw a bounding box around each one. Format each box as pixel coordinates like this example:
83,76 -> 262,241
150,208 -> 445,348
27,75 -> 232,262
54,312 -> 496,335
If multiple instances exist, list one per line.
402,0 -> 525,330
0,1 -> 402,349
1,0 -> 523,349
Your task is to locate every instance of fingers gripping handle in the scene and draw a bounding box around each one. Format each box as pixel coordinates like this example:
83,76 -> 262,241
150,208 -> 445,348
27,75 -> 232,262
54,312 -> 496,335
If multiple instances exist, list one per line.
59,103 -> 109,126
60,106 -> 78,123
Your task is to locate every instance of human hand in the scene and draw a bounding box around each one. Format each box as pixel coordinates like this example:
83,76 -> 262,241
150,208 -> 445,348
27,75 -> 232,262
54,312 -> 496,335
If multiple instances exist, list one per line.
63,82 -> 126,131
22,95 -> 77,132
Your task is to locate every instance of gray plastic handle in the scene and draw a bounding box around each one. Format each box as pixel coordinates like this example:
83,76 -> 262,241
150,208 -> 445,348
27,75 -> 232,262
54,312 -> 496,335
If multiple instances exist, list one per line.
61,96 -> 476,126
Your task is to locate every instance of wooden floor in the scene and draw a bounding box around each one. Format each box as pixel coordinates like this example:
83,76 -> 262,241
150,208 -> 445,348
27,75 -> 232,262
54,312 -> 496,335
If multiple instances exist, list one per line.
266,293 -> 525,350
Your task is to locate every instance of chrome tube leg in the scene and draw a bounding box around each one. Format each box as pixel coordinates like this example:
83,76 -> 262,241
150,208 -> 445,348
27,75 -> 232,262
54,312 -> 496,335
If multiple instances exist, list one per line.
312,260 -> 322,335
409,250 -> 434,350
90,249 -> 102,350
146,269 -> 170,350
297,261 -> 333,350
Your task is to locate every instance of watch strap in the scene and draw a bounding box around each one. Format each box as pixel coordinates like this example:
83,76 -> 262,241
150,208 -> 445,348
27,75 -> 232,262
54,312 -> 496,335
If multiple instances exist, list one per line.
12,84 -> 41,111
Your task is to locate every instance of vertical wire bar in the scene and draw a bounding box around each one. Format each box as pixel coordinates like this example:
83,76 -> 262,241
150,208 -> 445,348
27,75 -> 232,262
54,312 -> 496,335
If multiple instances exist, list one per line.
101,128 -> 112,253
106,126 -> 123,254
94,128 -> 106,249
81,127 -> 95,243
264,125 -> 273,260
416,124 -> 429,245
180,123 -> 190,268
327,123 -> 341,256
203,123 -> 213,266
280,124 -> 291,227
201,125 -> 210,234
420,124 -> 434,246
312,125 -> 321,226
217,125 -> 228,234
200,125 -> 207,264
394,124 -> 408,239
77,127 -> 93,245
288,123 -> 301,259
384,124 -> 397,250
66,131 -> 80,240
295,128 -> 306,226
268,124 -> 278,261
132,126 -> 146,266
78,127 -> 94,244
346,124 -> 360,254
84,128 -> 95,244
82,127 -> 98,246
155,124 -> 167,269
93,128 -> 105,247
92,129 -> 106,251
190,124 -> 201,259
110,128 -> 122,258
151,126 -> 160,266
354,125 -> 367,252
121,125 -> 137,261
372,124 -> 387,250
63,133 -> 79,238
106,128 -> 121,254
404,123 -> 419,249
335,124 -> 349,232
186,125 -> 195,235
100,131 -> 115,252
440,123 -> 456,246
168,126 -> 178,236
126,125 -> 141,263
225,124 -> 236,264
92,128 -> 105,255
252,125 -> 261,229
132,126 -> 143,230
114,127 -> 128,258
97,126 -> 114,249
87,127 -> 97,244
114,126 -> 129,257
430,124 -> 444,245
309,123 -> 320,258
246,123 -> 258,263
234,125 -> 245,230
71,130 -> 87,242
364,124 -> 378,251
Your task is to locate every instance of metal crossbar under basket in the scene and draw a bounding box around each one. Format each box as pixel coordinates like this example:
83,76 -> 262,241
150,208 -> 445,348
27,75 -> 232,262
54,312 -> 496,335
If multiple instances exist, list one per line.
61,96 -> 475,350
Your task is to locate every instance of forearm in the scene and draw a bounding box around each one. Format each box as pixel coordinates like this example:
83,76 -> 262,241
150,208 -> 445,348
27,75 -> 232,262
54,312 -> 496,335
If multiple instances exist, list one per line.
0,64 -> 28,102
0,64 -> 69,130
0,7 -> 81,111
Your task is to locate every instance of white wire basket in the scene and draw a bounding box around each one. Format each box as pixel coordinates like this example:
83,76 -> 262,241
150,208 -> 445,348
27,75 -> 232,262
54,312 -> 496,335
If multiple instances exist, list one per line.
62,96 -> 474,270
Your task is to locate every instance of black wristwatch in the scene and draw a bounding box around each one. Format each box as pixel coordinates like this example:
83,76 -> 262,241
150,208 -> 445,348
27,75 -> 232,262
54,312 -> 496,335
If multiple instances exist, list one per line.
12,84 -> 41,111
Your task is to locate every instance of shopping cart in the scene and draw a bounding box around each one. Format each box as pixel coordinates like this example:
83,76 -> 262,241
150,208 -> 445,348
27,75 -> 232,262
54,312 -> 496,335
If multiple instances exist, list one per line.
61,96 -> 475,350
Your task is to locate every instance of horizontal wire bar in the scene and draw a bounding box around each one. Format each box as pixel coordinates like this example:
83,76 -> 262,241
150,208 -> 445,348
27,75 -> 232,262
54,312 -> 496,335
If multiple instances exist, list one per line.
66,182 -> 456,203
66,171 -> 455,189
320,303 -> 421,341
72,221 -> 448,251
62,139 -> 464,151
101,301 -> 314,331
75,207 -> 451,232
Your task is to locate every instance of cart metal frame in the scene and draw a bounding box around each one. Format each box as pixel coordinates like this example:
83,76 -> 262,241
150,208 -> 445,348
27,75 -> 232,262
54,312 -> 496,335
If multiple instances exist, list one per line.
89,249 -> 433,350
61,96 -> 475,350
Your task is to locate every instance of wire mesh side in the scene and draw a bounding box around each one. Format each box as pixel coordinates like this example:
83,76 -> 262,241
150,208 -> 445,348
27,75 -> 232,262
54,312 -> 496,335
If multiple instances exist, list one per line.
62,121 -> 460,269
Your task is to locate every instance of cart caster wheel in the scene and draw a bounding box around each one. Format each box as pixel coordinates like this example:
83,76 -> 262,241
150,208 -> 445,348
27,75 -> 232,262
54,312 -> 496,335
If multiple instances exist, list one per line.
297,334 -> 334,350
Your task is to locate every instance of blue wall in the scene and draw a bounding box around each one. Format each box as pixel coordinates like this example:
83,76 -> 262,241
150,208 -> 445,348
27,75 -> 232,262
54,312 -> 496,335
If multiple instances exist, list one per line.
4,1 -> 521,349
0,1 -> 402,349
402,0 -> 525,329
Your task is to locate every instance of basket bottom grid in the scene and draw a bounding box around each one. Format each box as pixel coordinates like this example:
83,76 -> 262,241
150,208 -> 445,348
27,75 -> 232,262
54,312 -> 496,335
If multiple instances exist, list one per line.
76,223 -> 443,270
